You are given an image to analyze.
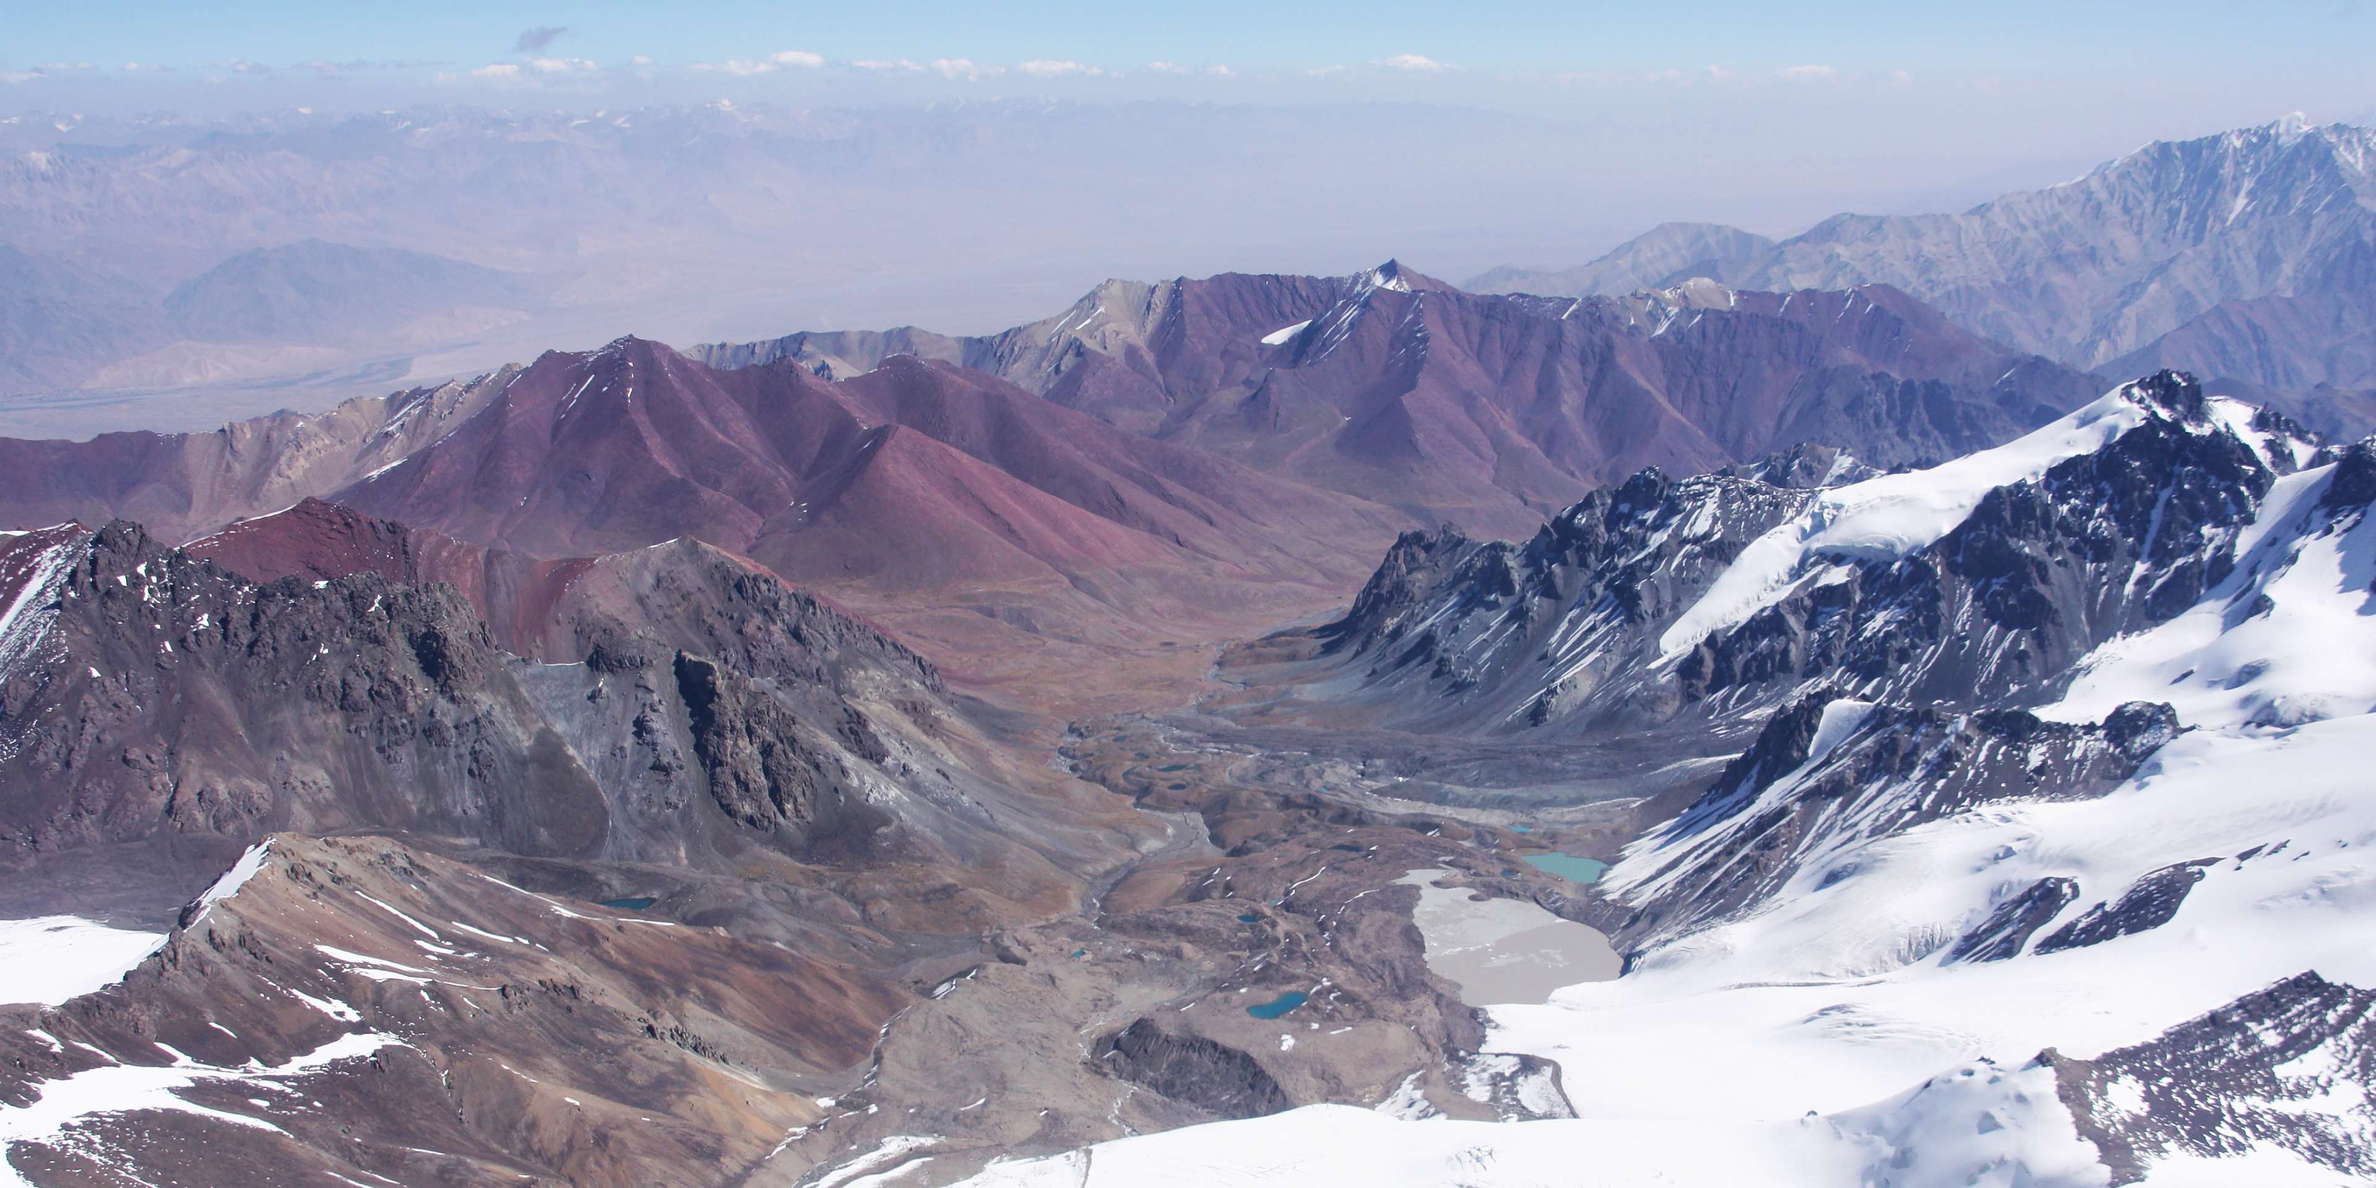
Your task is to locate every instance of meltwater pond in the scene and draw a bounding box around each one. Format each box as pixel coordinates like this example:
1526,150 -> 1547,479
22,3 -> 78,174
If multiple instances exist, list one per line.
1399,869 -> 1620,1005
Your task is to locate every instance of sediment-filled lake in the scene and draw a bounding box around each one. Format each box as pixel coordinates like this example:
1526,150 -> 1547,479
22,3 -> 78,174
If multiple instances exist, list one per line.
1398,868 -> 1621,1005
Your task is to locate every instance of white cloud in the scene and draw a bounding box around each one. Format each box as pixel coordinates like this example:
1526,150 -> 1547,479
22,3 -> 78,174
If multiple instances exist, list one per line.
469,63 -> 522,78
1144,61 -> 1229,77
528,57 -> 597,73
1376,53 -> 1448,73
694,49 -> 826,75
119,62 -> 171,73
849,57 -> 1002,79
631,55 -> 654,66
931,58 -> 997,79
1018,59 -> 1104,78
1777,64 -> 1838,81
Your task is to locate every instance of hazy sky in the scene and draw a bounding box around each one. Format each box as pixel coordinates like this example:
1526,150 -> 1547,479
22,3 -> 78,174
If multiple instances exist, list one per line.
9,3 -> 2371,214
7,1 -> 2373,119
10,1 -> 2375,80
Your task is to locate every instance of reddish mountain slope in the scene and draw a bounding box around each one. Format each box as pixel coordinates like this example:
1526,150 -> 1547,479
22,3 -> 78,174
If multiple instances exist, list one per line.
184,498 -> 598,651
0,337 -> 1408,701
703,265 -> 2102,535
323,338 -> 1407,693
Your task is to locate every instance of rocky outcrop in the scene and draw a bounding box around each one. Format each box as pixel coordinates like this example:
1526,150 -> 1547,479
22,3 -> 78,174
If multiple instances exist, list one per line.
1095,1019 -> 1292,1121
0,517 -> 1070,897
2053,971 -> 2376,1182
1943,877 -> 2083,964
2033,861 -> 2217,956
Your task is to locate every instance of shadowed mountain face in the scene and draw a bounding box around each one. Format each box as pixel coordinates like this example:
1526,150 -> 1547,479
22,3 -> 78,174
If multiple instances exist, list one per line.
0,520 -> 1119,906
162,240 -> 539,345
700,264 -> 2101,535
1472,118 -> 2376,430
0,246 -> 161,395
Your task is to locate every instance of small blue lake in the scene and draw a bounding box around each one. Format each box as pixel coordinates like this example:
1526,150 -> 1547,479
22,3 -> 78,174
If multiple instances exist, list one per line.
1245,991 -> 1307,1019
599,896 -> 657,910
1523,853 -> 1610,884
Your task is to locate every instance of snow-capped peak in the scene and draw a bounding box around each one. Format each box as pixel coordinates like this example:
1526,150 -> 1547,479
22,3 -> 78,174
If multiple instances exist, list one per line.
1364,260 -> 1415,293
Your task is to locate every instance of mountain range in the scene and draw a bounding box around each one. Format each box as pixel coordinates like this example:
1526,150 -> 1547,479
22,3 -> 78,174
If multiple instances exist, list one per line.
697,264 -> 2098,535
3,110 -> 2376,1188
0,269 -> 2107,701
1475,116 -> 2376,435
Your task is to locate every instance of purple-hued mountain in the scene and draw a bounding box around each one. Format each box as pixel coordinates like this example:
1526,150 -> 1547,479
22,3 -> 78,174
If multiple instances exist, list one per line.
699,264 -> 2099,535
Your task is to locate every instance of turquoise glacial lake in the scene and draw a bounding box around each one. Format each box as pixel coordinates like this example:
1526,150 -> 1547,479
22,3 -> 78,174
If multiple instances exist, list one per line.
1245,990 -> 1307,1019
1522,853 -> 1610,884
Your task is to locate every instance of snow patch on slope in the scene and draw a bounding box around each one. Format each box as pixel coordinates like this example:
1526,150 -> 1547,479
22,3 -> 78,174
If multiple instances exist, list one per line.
0,1029 -> 407,1186
190,841 -> 273,922
0,533 -> 82,681
1658,385 -> 2152,655
1258,319 -> 1311,346
0,918 -> 165,1006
